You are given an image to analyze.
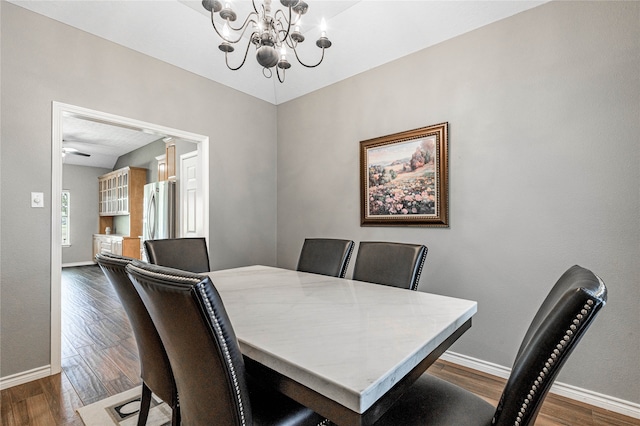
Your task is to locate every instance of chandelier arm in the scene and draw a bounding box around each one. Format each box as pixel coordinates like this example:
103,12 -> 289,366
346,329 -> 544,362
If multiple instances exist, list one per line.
232,20 -> 260,43
276,65 -> 286,83
292,45 -> 326,68
273,7 -> 293,40
251,0 -> 259,14
225,40 -> 253,71
227,12 -> 259,33
210,11 -> 258,43
284,37 -> 296,50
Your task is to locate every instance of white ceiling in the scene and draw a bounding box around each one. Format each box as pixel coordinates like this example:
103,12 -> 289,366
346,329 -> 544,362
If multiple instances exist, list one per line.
10,0 -> 547,106
13,0 -> 547,168
62,116 -> 165,168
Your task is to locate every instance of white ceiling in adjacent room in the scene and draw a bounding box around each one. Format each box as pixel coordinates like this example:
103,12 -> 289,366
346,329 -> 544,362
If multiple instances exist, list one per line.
62,116 -> 165,169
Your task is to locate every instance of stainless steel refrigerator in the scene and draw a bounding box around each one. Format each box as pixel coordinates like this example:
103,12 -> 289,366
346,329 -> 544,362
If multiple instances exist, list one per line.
143,181 -> 176,242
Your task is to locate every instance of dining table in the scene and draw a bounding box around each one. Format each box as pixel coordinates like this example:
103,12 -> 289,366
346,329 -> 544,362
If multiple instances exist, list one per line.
206,265 -> 477,426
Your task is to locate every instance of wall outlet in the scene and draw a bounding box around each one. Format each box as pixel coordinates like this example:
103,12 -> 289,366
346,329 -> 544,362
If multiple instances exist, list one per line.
31,192 -> 44,208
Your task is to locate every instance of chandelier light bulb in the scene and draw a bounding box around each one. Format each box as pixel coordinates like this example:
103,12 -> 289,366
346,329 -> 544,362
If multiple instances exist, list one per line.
218,19 -> 234,52
316,17 -> 331,49
220,1 -> 236,21
291,18 -> 304,43
277,45 -> 291,70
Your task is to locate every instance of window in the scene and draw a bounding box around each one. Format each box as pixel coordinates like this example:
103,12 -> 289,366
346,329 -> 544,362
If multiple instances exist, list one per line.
62,190 -> 70,246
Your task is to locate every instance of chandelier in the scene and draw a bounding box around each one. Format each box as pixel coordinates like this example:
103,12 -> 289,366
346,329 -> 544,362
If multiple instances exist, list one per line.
202,0 -> 332,82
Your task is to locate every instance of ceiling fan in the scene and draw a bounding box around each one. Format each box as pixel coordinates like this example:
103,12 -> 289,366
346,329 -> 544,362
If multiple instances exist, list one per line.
62,141 -> 91,157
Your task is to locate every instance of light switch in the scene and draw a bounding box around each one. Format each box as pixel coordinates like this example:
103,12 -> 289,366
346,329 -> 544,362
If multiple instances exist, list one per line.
31,192 -> 44,208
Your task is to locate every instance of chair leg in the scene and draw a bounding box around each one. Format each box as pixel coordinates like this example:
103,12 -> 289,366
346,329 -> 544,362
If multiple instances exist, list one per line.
137,383 -> 152,426
171,402 -> 180,426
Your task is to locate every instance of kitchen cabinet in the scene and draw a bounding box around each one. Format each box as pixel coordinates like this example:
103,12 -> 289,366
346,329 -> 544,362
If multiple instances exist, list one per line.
165,143 -> 176,181
157,141 -> 176,182
93,234 -> 140,259
98,166 -> 146,216
98,166 -> 146,240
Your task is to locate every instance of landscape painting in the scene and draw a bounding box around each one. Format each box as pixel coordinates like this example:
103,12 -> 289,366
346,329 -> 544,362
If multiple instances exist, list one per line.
360,123 -> 449,227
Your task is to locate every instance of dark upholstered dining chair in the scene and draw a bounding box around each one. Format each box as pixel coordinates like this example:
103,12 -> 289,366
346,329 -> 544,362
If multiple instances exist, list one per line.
144,237 -> 210,273
374,265 -> 607,426
126,261 -> 326,426
95,253 -> 179,426
297,238 -> 355,278
352,241 -> 427,291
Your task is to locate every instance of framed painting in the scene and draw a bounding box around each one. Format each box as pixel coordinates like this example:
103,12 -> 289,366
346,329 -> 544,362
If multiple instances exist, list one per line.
360,122 -> 449,227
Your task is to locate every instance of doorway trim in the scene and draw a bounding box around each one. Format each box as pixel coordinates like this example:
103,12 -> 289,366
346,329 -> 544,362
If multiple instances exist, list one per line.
51,102 -> 210,373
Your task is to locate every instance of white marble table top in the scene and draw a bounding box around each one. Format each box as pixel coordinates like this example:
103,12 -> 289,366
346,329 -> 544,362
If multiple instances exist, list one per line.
208,265 -> 477,415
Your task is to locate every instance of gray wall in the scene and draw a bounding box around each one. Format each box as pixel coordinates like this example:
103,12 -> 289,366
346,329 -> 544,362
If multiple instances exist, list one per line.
174,140 -> 198,173
113,138 -> 166,183
113,138 -> 198,185
0,2 -> 277,377
61,164 -> 112,265
276,1 -> 639,403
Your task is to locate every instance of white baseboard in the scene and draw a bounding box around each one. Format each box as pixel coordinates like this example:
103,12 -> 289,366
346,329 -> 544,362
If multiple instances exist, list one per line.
441,351 -> 640,420
62,261 -> 96,268
0,365 -> 52,390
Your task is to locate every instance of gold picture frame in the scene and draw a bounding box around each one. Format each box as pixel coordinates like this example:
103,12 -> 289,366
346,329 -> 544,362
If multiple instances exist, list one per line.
360,122 -> 449,227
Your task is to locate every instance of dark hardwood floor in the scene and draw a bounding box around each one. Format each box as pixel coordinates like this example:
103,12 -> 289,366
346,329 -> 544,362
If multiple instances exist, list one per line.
1,265 -> 142,426
1,265 -> 637,425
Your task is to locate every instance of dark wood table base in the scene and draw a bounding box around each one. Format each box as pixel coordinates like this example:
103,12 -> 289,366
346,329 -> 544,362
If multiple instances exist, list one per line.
245,318 -> 472,426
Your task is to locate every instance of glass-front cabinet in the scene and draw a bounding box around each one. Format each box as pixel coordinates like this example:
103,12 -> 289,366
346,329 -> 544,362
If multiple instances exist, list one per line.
98,167 -> 140,216
96,166 -> 147,257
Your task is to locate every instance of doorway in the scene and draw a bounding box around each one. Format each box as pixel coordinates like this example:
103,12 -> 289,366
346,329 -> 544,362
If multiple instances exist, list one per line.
51,102 -> 210,373
179,151 -> 204,238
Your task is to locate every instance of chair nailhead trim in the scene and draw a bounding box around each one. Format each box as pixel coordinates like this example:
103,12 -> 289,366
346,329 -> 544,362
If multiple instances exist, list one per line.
128,264 -> 247,424
411,249 -> 427,291
512,300 -> 594,426
197,282 -> 247,426
127,264 -> 202,284
341,246 -> 354,278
